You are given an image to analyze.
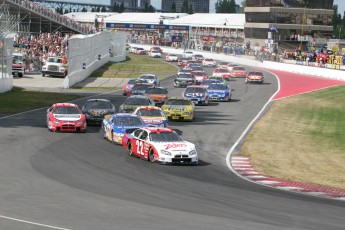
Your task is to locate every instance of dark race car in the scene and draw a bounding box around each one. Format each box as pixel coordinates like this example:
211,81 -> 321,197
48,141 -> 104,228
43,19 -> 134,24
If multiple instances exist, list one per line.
174,74 -> 195,88
119,95 -> 155,113
81,99 -> 116,125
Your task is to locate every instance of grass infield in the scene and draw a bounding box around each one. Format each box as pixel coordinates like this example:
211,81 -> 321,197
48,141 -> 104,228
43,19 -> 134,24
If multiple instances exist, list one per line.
240,85 -> 345,189
90,54 -> 177,79
0,87 -> 79,116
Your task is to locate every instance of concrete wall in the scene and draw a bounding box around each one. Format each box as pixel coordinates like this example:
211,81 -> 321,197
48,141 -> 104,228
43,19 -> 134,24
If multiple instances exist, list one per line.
131,43 -> 345,81
0,33 -> 15,93
63,31 -> 126,89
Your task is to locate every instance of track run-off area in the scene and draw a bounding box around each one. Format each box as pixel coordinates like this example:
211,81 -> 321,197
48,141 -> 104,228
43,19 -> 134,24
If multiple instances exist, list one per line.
0,55 -> 345,230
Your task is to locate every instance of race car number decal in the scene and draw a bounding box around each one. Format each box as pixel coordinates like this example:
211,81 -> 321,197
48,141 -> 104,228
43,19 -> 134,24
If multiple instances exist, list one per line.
167,106 -> 185,111
164,143 -> 187,150
136,140 -> 144,155
185,93 -> 203,97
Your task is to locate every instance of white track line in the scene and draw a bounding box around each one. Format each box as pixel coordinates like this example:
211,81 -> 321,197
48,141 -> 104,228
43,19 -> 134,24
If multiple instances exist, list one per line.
0,214 -> 71,230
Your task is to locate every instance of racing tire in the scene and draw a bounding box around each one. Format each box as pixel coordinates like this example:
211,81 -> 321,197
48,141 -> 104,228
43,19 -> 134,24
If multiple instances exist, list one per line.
127,143 -> 133,156
111,131 -> 115,144
42,73 -> 45,77
148,149 -> 155,163
18,73 -> 23,78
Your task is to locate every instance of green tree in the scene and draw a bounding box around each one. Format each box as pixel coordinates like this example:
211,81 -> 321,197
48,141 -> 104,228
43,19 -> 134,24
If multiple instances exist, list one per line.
101,6 -> 107,12
144,2 -> 149,12
181,0 -> 189,13
94,18 -> 99,29
119,2 -> 124,13
112,3 -> 119,12
189,4 -> 193,14
215,0 -> 236,13
64,9 -> 69,14
96,6 -> 101,12
91,8 -> 95,12
171,2 -> 176,13
81,7 -> 87,12
148,5 -> 155,12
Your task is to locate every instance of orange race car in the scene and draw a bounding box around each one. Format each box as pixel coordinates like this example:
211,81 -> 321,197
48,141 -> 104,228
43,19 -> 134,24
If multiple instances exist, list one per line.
144,86 -> 169,106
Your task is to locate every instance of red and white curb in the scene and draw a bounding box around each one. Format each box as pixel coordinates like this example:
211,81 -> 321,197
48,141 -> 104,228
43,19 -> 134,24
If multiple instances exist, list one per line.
231,156 -> 345,201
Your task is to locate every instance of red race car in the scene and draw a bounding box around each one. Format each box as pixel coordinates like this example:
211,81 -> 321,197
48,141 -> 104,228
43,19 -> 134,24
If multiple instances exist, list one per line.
212,68 -> 231,80
192,71 -> 207,84
230,66 -> 247,78
46,103 -> 87,132
245,71 -> 264,84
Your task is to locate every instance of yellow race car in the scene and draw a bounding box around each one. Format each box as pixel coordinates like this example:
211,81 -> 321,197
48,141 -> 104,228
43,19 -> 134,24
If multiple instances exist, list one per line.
161,98 -> 195,121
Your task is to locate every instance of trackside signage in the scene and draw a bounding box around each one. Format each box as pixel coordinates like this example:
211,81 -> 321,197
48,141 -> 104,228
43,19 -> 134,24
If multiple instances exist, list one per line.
106,23 -> 189,31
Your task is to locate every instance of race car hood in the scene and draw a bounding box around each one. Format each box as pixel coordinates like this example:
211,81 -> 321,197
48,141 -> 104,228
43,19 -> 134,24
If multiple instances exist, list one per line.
248,75 -> 263,79
54,114 -> 81,121
141,116 -> 166,124
87,109 -> 112,117
146,94 -> 167,101
163,105 -> 189,112
207,90 -> 228,95
184,92 -> 206,99
153,141 -> 195,153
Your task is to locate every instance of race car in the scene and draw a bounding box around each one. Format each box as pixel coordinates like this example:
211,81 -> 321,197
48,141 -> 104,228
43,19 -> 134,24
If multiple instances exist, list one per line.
123,78 -> 148,96
191,71 -> 207,84
129,83 -> 153,96
148,50 -> 161,58
81,99 -> 116,125
178,58 -> 189,67
189,66 -> 205,73
245,71 -> 264,84
200,79 -> 221,88
133,106 -> 168,127
202,58 -> 216,67
165,53 -> 179,62
208,76 -> 227,85
162,97 -> 195,121
183,85 -> 209,105
217,61 -> 229,69
183,51 -> 194,59
122,127 -> 198,165
102,113 -> 147,144
226,63 -> 239,71
207,83 -> 232,101
129,46 -> 138,53
135,48 -> 147,55
192,54 -> 204,62
212,68 -> 231,80
139,74 -> 160,86
144,86 -> 169,106
174,74 -> 195,87
230,66 -> 247,78
46,103 -> 87,132
119,95 -> 155,113
150,46 -> 163,53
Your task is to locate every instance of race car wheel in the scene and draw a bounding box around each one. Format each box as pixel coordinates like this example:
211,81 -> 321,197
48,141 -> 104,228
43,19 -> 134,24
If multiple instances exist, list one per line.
111,131 -> 115,144
127,143 -> 133,156
148,149 -> 155,163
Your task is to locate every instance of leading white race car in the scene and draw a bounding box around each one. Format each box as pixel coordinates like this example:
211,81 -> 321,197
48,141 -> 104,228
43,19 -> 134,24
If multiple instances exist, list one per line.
122,127 -> 198,165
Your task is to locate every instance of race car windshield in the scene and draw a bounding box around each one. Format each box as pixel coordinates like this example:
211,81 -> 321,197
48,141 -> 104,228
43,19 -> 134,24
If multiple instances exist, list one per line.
177,75 -> 193,79
202,80 -> 220,85
128,79 -> 145,84
137,109 -> 164,117
233,67 -> 245,71
193,72 -> 204,76
115,117 -> 144,126
248,72 -> 263,76
192,67 -> 204,71
204,59 -> 213,61
125,98 -> 150,105
145,88 -> 167,94
84,101 -> 113,110
149,132 -> 183,142
185,87 -> 205,94
140,75 -> 156,79
53,106 -> 80,114
208,84 -> 228,90
219,62 -> 228,65
179,70 -> 191,73
165,99 -> 190,105
169,54 -> 177,57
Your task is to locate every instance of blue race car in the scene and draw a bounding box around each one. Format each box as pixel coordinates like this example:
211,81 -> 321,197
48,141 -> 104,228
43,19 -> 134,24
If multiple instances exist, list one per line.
102,113 -> 147,144
182,85 -> 209,105
207,83 -> 232,102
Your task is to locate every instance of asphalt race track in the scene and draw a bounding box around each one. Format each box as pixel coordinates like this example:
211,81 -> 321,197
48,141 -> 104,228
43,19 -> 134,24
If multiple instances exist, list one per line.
0,58 -> 345,230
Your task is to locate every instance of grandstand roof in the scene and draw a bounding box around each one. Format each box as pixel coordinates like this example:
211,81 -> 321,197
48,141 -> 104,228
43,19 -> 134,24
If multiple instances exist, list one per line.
104,13 -> 188,24
170,13 -> 245,29
64,12 -> 118,23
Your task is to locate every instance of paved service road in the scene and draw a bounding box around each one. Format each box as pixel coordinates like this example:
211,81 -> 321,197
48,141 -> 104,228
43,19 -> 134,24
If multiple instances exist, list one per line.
1,61 -> 344,230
